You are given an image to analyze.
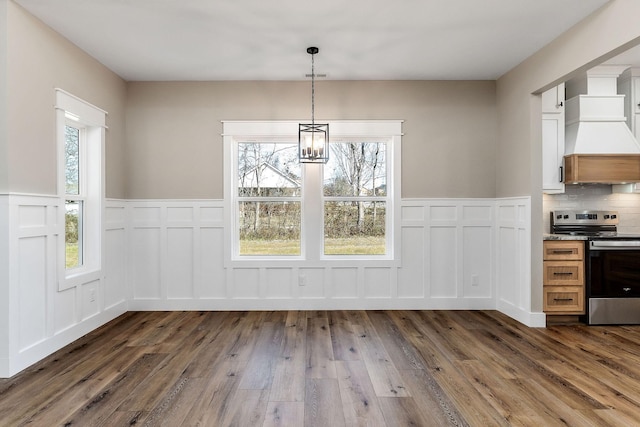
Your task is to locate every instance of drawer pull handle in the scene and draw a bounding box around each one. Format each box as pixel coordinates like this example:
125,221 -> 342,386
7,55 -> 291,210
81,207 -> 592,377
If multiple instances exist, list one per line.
553,298 -> 574,302
551,250 -> 574,254
552,272 -> 573,275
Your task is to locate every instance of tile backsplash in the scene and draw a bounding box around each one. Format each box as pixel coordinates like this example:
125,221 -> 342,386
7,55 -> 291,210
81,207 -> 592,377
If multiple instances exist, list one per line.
543,185 -> 640,234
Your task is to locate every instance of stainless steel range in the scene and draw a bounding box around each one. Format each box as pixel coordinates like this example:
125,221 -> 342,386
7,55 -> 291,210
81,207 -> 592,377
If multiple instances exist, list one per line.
551,210 -> 640,325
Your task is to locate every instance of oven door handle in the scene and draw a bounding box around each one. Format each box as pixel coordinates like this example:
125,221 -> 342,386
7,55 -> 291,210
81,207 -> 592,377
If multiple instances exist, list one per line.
590,240 -> 640,250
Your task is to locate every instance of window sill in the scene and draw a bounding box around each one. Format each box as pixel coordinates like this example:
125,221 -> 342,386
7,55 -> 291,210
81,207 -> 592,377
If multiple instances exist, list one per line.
226,257 -> 400,269
60,268 -> 102,291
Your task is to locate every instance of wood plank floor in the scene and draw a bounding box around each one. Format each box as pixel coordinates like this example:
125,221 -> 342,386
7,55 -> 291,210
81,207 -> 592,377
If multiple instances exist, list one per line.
2,311 -> 640,426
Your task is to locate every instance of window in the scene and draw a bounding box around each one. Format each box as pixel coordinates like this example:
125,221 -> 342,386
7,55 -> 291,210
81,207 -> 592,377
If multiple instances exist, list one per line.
324,140 -> 387,255
224,121 -> 401,264
237,141 -> 301,256
65,124 -> 84,268
56,89 -> 106,289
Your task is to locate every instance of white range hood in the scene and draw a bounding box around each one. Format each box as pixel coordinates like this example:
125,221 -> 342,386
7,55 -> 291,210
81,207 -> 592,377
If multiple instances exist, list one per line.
565,65 -> 640,155
562,65 -> 640,184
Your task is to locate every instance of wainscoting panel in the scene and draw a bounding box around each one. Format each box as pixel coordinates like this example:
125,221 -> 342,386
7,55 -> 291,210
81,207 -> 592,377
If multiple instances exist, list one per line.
1,195 -> 127,378
430,226 -> 458,298
232,268 -> 260,299
265,268 -> 293,299
200,227 -> 226,298
105,228 -> 127,309
397,226 -> 425,298
18,235 -> 48,350
166,227 -> 194,299
463,226 -> 493,298
131,227 -> 162,299
332,268 -> 359,299
1,195 -> 541,377
496,197 -> 543,327
126,199 -> 502,311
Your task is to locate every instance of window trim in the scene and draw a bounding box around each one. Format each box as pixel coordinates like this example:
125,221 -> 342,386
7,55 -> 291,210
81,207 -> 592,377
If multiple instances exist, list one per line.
56,89 -> 106,290
223,120 -> 402,268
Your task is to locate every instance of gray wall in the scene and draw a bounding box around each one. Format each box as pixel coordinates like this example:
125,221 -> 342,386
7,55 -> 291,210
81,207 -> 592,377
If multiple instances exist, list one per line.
6,1 -> 127,198
125,80 -> 497,199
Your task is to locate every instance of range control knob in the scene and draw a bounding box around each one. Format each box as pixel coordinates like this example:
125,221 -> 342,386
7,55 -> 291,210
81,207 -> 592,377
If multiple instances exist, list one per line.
564,215 -> 569,219
604,215 -> 610,219
612,215 -> 617,219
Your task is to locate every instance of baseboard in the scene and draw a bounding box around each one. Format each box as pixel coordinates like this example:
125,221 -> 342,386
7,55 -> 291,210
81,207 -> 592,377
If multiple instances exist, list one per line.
497,299 -> 546,328
128,297 -> 496,312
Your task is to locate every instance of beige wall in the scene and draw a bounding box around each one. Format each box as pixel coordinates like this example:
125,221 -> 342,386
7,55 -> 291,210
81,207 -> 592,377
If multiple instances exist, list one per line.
0,0 -> 7,193
125,80 -> 497,199
6,2 -> 127,197
496,0 -> 640,312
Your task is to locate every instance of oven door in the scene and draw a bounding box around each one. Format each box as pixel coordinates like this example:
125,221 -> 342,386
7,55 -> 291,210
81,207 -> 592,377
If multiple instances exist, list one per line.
586,240 -> 640,324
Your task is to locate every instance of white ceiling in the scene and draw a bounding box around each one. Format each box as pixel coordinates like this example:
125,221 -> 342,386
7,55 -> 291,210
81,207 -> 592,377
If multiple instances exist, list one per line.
15,0 -> 612,82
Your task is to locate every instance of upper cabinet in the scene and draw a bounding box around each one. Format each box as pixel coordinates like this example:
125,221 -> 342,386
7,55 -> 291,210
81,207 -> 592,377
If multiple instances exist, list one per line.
542,83 -> 565,194
542,83 -> 565,114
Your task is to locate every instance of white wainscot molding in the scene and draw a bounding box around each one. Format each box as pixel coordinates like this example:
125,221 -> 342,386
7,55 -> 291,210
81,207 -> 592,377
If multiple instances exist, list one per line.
495,197 -> 544,327
1,195 -> 540,377
128,199 -> 498,311
0,195 -> 127,378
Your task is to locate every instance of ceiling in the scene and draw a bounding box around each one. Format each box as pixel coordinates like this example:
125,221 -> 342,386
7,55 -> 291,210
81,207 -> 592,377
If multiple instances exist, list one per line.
15,0 -> 613,82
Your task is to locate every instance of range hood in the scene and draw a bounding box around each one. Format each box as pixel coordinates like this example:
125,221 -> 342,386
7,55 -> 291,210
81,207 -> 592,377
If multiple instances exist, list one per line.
563,65 -> 640,184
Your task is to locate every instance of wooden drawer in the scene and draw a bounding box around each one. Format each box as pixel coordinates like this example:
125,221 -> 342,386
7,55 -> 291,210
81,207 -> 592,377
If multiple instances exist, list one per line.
543,261 -> 584,286
543,241 -> 584,260
543,286 -> 585,314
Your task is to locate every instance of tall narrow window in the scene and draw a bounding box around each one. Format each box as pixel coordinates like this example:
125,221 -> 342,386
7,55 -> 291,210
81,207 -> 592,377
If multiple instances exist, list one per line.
65,124 -> 84,269
56,89 -> 106,289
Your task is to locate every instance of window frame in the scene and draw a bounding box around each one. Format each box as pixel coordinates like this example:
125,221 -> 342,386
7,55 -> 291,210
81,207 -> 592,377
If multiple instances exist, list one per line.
56,89 -> 106,290
223,121 -> 402,268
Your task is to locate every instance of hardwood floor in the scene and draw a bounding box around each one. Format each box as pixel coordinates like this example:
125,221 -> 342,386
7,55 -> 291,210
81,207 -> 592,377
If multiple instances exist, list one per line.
2,310 -> 640,426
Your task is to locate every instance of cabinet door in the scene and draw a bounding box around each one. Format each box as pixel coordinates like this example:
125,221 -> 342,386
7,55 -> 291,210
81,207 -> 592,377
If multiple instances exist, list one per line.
542,115 -> 565,193
541,83 -> 565,114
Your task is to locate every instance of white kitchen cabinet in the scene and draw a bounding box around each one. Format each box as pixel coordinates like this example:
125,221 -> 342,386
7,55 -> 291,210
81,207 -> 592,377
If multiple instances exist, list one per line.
542,84 -> 565,194
541,82 -> 565,114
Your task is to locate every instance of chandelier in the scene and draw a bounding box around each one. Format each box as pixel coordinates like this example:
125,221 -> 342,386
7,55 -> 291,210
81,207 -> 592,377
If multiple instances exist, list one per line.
299,47 -> 329,163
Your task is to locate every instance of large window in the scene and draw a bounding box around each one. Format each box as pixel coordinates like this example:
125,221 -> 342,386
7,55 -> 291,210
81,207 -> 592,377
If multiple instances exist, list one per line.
224,121 -> 401,263
56,89 -> 106,289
